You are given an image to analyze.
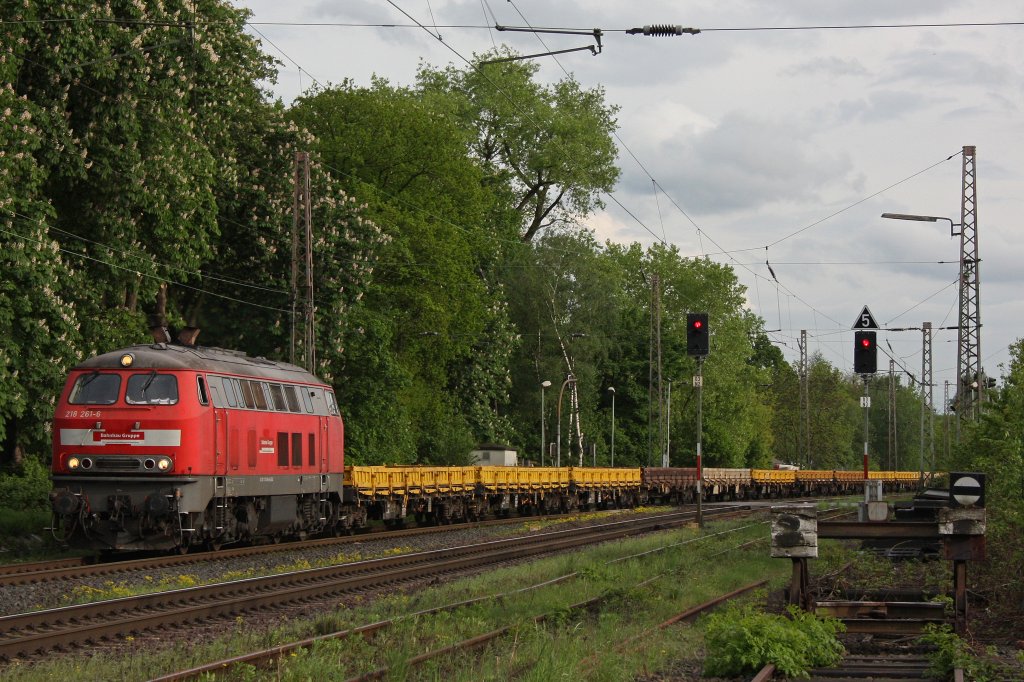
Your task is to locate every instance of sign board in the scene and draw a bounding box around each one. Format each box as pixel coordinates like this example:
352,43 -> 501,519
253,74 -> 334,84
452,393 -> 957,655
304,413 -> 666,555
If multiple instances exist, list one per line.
852,306 -> 880,330
950,472 -> 985,508
693,375 -> 703,388
770,504 -> 818,558
860,396 -> 871,408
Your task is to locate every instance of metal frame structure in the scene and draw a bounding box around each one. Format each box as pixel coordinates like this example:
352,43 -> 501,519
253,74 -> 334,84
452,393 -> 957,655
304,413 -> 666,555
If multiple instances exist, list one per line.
956,145 -> 981,419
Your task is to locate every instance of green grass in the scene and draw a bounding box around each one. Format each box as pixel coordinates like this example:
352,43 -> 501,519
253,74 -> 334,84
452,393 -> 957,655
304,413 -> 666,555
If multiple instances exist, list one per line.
3,515 -> 789,681
0,508 -> 70,563
57,545 -> 417,607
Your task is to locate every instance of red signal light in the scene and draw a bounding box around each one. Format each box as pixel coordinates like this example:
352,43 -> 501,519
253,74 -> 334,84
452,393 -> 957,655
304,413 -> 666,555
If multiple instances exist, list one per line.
854,330 -> 877,374
693,320 -> 703,329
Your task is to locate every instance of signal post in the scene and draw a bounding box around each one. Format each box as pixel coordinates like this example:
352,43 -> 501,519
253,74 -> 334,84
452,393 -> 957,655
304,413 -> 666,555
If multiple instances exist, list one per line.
687,313 -> 709,527
853,307 -> 880,515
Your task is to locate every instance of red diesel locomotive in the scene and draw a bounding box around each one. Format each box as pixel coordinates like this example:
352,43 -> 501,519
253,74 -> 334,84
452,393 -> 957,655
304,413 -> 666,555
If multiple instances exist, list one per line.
49,340 -> 345,551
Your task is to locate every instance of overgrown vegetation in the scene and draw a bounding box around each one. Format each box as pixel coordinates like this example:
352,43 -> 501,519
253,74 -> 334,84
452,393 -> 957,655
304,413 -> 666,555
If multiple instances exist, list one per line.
921,624 -> 1024,681
701,602 -> 845,678
0,456 -> 51,548
0,456 -> 49,512
2,517 -> 789,680
947,340 -> 1024,643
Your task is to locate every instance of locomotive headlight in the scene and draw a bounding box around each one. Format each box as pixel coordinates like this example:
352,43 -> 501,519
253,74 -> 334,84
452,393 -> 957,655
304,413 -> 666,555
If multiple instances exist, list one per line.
67,456 -> 81,470
157,457 -> 172,471
119,353 -> 134,368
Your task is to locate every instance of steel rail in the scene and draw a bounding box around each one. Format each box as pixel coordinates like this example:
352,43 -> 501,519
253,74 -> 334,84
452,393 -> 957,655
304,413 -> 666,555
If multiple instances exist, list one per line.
150,506 -> 752,681
0,507 -> 735,660
0,510 -> 633,587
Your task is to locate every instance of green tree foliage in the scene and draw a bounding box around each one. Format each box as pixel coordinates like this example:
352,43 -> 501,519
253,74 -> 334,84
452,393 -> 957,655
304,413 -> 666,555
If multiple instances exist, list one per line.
0,85 -> 80,457
594,243 -> 774,467
503,228 -> 623,463
947,341 -> 1024,629
807,359 -> 860,468
417,51 -> 620,242
288,79 -> 518,463
0,1 -> 383,463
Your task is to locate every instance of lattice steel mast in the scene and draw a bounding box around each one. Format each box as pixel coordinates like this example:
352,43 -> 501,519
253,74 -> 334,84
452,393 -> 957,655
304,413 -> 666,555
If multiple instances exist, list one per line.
955,146 -> 981,421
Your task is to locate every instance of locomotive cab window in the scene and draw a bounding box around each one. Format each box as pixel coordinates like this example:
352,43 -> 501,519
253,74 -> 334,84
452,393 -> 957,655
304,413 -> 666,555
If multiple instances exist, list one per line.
68,372 -> 121,405
126,373 -> 179,405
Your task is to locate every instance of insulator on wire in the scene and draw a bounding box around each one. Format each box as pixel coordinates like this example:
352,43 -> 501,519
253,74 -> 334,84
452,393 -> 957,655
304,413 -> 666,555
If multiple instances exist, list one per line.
626,24 -> 700,36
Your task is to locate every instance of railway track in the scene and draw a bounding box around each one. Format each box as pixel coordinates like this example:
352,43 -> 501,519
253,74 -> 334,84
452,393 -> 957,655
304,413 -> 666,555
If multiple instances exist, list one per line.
151,508 -> 767,681
0,496 -> 845,587
0,509 -> 637,587
0,506 -> 742,661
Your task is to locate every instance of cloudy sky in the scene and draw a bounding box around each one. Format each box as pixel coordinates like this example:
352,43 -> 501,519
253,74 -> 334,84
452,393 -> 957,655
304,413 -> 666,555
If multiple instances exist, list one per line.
236,0 -> 1024,405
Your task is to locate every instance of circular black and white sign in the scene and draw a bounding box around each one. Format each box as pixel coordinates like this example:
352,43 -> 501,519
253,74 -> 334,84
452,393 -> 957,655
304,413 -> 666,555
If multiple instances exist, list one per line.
951,474 -> 983,507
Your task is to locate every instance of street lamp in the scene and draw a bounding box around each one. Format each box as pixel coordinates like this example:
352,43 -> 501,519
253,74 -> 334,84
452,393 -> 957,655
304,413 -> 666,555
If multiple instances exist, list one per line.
608,387 -> 616,467
540,380 -> 551,465
881,213 -> 959,237
556,374 -> 576,468
883,210 -> 973,438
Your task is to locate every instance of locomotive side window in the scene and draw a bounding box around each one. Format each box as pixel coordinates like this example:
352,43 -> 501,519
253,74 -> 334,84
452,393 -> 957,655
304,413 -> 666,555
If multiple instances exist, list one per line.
197,376 -> 209,406
326,390 -> 339,416
220,377 -> 237,408
291,433 -> 302,466
239,381 -> 257,409
68,372 -> 121,405
277,432 -> 289,467
269,383 -> 288,412
254,382 -> 270,411
301,388 -> 314,413
231,379 -> 246,408
284,385 -> 301,412
308,388 -> 325,415
126,373 -> 179,405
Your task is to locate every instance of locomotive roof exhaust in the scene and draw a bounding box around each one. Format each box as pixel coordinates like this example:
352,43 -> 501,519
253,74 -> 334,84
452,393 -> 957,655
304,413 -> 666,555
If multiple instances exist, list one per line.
147,324 -> 199,347
149,325 -> 171,344
177,327 -> 200,347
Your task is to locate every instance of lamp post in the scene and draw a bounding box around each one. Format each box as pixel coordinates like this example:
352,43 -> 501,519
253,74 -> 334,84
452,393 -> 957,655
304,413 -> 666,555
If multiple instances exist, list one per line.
540,380 -> 551,465
608,386 -> 616,467
556,374 -> 576,468
882,210 -> 979,436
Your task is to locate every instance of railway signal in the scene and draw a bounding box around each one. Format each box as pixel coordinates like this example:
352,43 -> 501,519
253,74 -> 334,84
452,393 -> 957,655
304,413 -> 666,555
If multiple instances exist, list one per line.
686,312 -> 709,356
949,472 -> 985,508
854,331 -> 877,374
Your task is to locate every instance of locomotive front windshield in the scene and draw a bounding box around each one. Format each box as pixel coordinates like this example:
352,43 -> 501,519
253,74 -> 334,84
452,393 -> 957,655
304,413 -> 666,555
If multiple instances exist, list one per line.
126,372 -> 179,405
68,372 -> 121,405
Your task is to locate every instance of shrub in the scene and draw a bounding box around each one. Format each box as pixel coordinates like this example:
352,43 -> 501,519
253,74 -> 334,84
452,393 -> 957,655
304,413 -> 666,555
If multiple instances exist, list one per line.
0,455 -> 51,512
920,624 -> 1012,681
702,603 -> 845,678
